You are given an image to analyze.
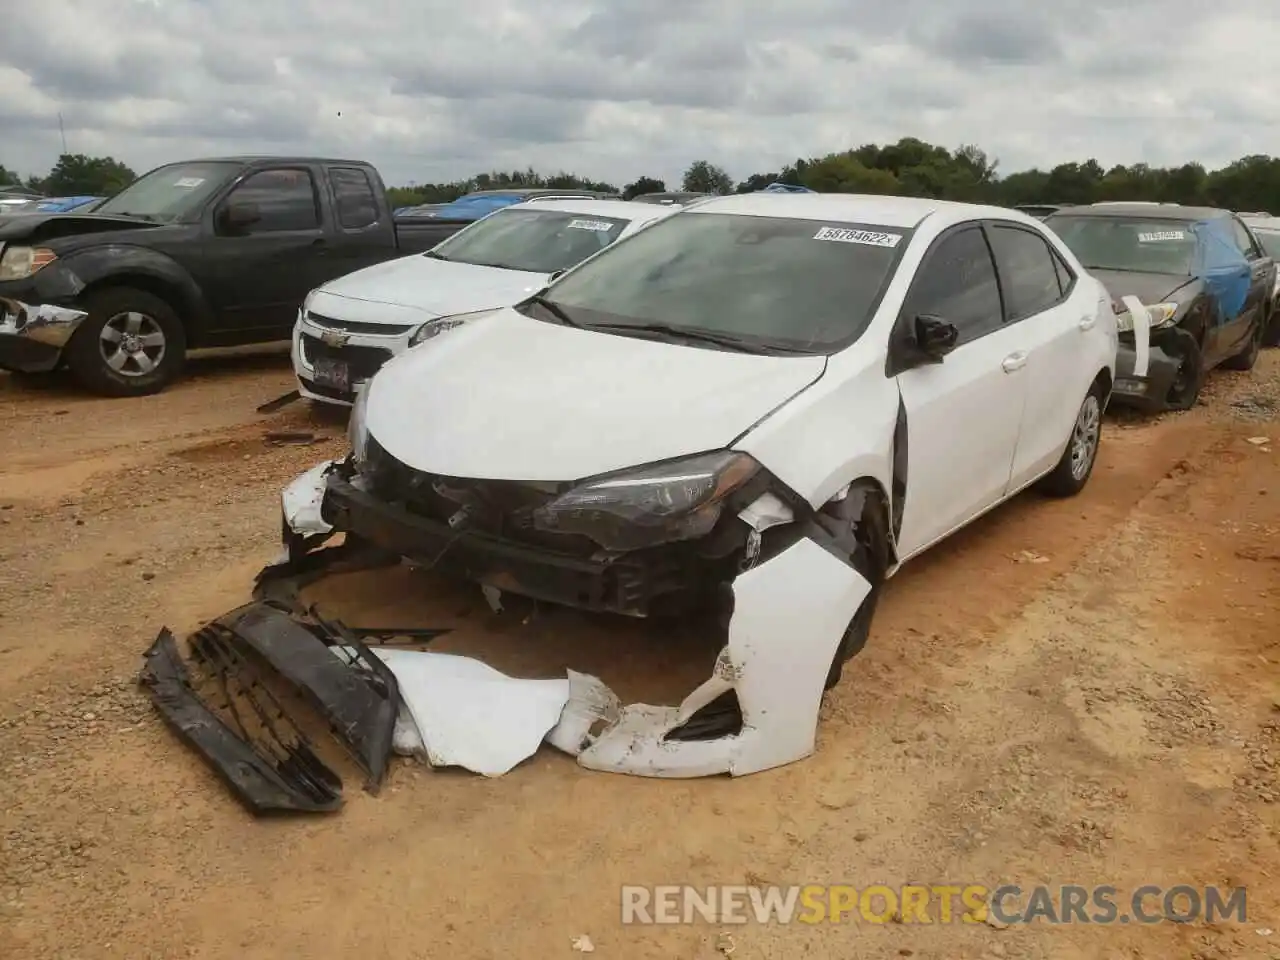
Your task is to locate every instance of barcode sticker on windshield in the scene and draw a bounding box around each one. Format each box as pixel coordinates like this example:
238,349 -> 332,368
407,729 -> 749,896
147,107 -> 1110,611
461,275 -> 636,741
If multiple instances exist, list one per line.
1137,230 -> 1186,242
173,177 -> 205,188
567,219 -> 614,231
813,226 -> 902,247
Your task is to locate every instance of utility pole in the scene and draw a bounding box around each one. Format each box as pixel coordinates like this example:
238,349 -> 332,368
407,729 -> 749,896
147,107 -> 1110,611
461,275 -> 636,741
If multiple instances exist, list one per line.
58,113 -> 67,154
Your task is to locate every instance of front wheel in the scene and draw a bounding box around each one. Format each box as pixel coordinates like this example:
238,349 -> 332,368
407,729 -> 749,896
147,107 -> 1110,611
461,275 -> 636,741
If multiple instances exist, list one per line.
1038,381 -> 1104,498
64,287 -> 186,397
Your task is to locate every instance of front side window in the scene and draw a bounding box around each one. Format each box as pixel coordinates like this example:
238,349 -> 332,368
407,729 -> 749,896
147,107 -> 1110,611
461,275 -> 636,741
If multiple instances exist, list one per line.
901,226 -> 1002,343
988,225 -> 1066,320
429,208 -> 629,273
1252,228 -> 1280,259
1229,217 -> 1261,259
94,161 -> 240,222
219,168 -> 321,234
1045,215 -> 1196,275
530,212 -> 910,354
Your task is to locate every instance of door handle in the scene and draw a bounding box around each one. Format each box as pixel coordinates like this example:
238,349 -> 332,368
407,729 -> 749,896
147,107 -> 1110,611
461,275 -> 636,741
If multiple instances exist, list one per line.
1079,315 -> 1096,330
1001,351 -> 1028,373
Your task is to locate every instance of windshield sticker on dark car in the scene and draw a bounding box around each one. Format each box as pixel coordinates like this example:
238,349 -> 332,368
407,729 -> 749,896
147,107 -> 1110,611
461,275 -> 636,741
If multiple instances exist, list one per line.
1137,230 -> 1187,242
173,177 -> 206,188
813,226 -> 902,247
567,219 -> 615,232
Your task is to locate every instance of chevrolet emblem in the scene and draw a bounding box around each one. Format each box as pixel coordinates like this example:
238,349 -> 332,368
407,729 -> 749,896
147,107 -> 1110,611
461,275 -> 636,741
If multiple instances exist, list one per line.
319,330 -> 349,348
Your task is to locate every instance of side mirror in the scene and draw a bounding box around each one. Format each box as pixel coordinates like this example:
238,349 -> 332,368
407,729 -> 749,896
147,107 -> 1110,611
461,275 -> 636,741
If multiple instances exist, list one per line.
219,200 -> 260,231
913,314 -> 959,360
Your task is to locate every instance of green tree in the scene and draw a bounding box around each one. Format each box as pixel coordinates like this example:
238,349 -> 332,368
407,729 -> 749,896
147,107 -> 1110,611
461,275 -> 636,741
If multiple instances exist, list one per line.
0,164 -> 22,188
681,160 -> 733,194
41,154 -> 136,196
622,176 -> 666,199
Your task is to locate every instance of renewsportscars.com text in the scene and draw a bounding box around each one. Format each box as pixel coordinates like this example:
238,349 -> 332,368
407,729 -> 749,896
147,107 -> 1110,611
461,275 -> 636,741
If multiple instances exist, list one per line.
620,884 -> 1248,925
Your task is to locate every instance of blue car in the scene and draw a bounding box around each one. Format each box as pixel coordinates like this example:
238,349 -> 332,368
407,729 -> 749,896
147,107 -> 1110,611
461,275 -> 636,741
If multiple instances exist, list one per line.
35,195 -> 104,213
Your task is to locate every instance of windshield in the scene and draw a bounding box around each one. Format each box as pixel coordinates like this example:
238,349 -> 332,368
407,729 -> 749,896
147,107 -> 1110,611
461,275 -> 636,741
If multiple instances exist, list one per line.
1045,215 -> 1197,275
529,212 -> 908,354
1252,228 -> 1280,259
428,207 -> 630,272
94,161 -> 240,222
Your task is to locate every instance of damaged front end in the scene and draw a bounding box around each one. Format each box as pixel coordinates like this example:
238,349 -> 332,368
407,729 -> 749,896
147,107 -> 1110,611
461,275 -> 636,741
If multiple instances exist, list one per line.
269,444 -> 876,778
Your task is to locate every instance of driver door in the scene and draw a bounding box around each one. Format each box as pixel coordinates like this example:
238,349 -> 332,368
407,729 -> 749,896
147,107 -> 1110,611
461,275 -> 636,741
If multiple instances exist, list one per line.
892,224 -> 1031,559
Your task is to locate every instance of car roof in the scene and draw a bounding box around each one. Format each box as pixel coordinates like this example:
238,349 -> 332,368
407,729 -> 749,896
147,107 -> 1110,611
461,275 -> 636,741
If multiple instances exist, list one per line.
683,192 -> 1045,230
1050,202 -> 1230,222
1241,215 -> 1280,232
500,197 -> 673,223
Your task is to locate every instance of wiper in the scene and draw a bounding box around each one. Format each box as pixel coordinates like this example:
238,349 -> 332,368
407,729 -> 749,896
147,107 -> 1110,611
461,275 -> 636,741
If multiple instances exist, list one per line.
587,322 -> 765,353
107,211 -> 155,221
423,250 -> 452,261
528,294 -> 583,328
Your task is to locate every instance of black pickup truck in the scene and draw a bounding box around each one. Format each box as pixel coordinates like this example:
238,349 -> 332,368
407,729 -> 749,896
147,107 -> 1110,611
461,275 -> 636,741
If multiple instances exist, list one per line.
0,156 -> 447,396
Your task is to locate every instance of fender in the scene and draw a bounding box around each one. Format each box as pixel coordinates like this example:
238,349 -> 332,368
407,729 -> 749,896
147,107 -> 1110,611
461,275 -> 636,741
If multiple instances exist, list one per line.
59,244 -> 215,344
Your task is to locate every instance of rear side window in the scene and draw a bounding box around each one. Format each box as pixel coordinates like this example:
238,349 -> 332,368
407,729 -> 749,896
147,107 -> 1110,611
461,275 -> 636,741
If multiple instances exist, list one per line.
330,167 -> 379,230
902,226 -> 1002,343
987,225 -> 1066,321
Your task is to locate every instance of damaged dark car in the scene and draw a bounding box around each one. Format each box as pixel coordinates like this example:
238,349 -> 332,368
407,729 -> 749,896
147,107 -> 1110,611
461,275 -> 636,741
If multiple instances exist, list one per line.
1044,203 -> 1276,412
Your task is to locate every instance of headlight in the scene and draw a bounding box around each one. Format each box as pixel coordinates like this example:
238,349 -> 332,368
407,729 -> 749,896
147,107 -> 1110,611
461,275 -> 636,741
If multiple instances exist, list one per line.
409,315 -> 471,347
347,381 -> 371,462
531,450 -> 761,551
1114,301 -> 1178,333
0,246 -> 57,282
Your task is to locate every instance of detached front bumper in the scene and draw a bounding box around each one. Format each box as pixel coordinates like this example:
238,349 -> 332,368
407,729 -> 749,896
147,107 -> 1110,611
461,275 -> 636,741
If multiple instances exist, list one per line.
276,459 -> 873,778
0,297 -> 89,373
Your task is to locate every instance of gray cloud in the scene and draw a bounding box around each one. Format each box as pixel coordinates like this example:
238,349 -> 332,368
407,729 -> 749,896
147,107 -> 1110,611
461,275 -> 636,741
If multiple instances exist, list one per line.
0,0 -> 1276,189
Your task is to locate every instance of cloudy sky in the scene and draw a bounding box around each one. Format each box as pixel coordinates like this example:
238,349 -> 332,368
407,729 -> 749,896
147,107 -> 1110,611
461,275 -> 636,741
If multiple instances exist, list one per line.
2,0 -> 1277,188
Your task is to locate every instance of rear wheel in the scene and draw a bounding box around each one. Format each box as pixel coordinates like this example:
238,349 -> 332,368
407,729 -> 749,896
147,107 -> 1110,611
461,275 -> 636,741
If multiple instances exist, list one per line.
1038,380 -> 1104,498
64,287 -> 186,397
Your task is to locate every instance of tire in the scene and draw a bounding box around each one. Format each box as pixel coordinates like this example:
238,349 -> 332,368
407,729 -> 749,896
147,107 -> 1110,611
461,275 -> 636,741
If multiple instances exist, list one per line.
1163,330 -> 1205,411
1264,299 -> 1280,348
64,287 -> 186,397
1038,380 -> 1105,498
823,491 -> 889,690
1221,318 -> 1263,371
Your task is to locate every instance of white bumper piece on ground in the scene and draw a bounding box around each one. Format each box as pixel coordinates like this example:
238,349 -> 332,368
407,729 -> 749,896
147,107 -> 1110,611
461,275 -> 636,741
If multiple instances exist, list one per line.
284,463 -> 870,778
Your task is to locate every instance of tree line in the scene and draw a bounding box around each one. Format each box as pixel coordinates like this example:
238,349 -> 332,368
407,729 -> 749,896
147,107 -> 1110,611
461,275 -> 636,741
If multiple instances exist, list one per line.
6,140 -> 1280,213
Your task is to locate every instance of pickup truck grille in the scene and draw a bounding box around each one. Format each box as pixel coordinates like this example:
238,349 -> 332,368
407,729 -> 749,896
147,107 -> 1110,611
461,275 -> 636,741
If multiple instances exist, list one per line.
300,333 -> 392,381
305,311 -> 416,336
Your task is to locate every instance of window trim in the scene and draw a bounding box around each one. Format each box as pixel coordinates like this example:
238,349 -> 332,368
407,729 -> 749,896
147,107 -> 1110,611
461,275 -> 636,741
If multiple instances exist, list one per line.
215,165 -> 323,237
887,220 -> 1004,377
982,219 -> 1074,324
1229,215 -> 1263,260
328,164 -> 381,232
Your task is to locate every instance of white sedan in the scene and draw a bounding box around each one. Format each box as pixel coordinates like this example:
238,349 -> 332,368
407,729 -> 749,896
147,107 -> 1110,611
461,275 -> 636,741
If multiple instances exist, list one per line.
290,197 -> 674,406
279,192 -> 1117,778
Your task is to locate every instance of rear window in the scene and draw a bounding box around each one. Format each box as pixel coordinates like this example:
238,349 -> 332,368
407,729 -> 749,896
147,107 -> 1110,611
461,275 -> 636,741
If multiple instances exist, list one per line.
329,166 -> 379,229
539,212 -> 910,354
1044,215 -> 1196,275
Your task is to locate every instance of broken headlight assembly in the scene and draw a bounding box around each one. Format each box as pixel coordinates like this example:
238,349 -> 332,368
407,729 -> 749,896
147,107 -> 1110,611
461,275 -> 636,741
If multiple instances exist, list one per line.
1114,300 -> 1179,333
0,246 -> 57,282
531,450 -> 761,552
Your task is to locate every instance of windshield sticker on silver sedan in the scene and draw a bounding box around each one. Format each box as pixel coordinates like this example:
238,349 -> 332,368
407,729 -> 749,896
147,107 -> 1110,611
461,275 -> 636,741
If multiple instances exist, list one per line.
567,219 -> 615,232
813,226 -> 903,247
1137,230 -> 1186,242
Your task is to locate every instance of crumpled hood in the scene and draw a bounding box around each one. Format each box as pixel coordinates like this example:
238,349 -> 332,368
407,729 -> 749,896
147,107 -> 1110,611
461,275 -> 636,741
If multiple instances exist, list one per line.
317,254 -> 548,318
364,307 -> 827,481
1091,269 -> 1198,305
